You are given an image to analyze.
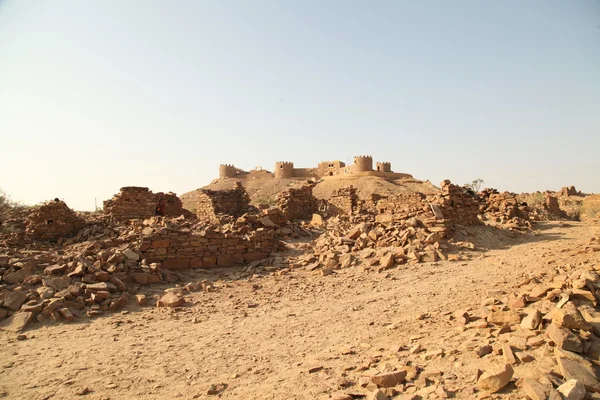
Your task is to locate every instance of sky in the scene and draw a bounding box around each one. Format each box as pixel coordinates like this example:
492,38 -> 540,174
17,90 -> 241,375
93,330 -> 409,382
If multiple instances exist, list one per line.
0,0 -> 599,211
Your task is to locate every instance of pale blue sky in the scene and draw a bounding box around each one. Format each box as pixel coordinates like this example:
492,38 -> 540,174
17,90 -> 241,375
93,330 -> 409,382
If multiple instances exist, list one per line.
1,0 -> 599,210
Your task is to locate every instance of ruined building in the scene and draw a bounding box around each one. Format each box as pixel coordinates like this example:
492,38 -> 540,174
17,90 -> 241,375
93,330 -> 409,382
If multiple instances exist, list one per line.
26,199 -> 85,241
194,182 -> 251,223
104,187 -> 188,221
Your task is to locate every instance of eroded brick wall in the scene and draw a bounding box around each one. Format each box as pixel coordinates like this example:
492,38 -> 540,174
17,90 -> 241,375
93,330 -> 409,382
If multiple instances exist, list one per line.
104,187 -> 156,221
26,200 -> 84,241
138,226 -> 280,269
195,183 -> 251,222
275,184 -> 318,221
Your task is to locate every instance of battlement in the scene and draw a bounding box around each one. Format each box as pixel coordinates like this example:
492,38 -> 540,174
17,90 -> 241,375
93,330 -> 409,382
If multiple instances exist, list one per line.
274,161 -> 295,178
376,162 -> 392,173
219,164 -> 239,178
215,155 -> 404,180
353,155 -> 373,172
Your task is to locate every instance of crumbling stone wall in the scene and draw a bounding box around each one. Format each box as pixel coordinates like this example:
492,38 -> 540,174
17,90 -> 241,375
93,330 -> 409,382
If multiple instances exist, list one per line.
139,226 -> 279,269
275,184 -> 318,221
104,187 -> 156,221
432,180 -> 480,226
26,199 -> 84,241
195,183 -> 250,222
376,193 -> 430,221
155,192 -> 188,218
558,186 -> 581,197
328,186 -> 358,216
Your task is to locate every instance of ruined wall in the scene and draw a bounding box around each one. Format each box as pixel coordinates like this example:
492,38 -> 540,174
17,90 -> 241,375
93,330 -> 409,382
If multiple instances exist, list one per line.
104,187 -> 156,221
376,193 -> 430,221
432,180 -> 480,226
327,186 -> 358,216
196,183 -> 251,222
558,186 -> 581,197
26,200 -> 85,241
275,184 -> 318,221
155,192 -> 188,218
139,226 -> 280,269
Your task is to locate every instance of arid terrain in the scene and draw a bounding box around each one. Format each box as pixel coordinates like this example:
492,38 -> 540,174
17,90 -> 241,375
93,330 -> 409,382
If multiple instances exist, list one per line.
2,172 -> 600,400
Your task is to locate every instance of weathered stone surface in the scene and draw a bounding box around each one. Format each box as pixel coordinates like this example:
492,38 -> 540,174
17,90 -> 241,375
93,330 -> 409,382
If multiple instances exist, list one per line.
379,253 -> 395,270
522,378 -> 549,400
3,291 -> 27,311
370,370 -> 407,388
487,310 -> 521,326
157,292 -> 185,307
557,357 -> 600,392
477,364 -> 514,393
557,379 -> 586,400
546,323 -> 582,353
122,249 -> 140,261
44,264 -> 67,275
520,309 -> 541,330
0,311 -> 33,332
553,302 -> 591,331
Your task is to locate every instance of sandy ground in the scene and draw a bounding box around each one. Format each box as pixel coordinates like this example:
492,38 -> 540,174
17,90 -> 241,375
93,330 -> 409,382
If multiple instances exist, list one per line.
1,221 -> 599,400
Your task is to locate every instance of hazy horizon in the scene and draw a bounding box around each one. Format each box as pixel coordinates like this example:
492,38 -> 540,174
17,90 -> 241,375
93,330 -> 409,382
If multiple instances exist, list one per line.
1,1 -> 599,211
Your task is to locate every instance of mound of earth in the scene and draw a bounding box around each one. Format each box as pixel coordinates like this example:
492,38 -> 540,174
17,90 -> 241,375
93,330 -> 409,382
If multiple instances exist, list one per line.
180,175 -> 440,211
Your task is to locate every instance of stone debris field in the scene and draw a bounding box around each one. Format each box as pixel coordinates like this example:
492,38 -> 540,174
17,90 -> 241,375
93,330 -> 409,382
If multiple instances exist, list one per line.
1,155 -> 600,400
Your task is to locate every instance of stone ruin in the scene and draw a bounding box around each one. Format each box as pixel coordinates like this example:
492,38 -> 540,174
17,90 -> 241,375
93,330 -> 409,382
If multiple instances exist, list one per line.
275,183 -> 318,221
104,187 -> 189,221
477,188 -> 532,229
25,199 -> 85,242
139,220 -> 281,269
194,182 -> 252,223
103,187 -> 157,221
558,186 -> 582,197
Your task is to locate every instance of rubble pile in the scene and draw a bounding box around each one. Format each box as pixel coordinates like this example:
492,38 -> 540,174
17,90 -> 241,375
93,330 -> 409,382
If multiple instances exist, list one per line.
0,230 -> 174,333
195,182 -> 251,223
458,262 -> 600,398
275,183 -> 318,221
103,187 -> 157,221
478,188 -> 532,230
300,216 -> 459,273
25,199 -> 85,242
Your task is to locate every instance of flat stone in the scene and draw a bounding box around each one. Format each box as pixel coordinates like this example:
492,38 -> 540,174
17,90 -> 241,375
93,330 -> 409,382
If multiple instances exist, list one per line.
546,323 -> 582,353
0,311 -> 33,332
2,291 -> 27,311
557,379 -> 586,400
44,264 -> 67,275
530,284 -> 550,298
370,369 -> 407,387
3,268 -> 31,284
522,378 -> 549,400
477,364 -> 514,393
557,357 -> 600,392
487,310 -> 521,326
37,287 -> 55,299
122,249 -> 140,261
368,389 -> 387,400
157,292 -> 185,308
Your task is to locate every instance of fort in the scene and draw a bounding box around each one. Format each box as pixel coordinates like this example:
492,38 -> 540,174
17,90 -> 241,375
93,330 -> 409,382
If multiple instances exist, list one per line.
217,155 -> 413,180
